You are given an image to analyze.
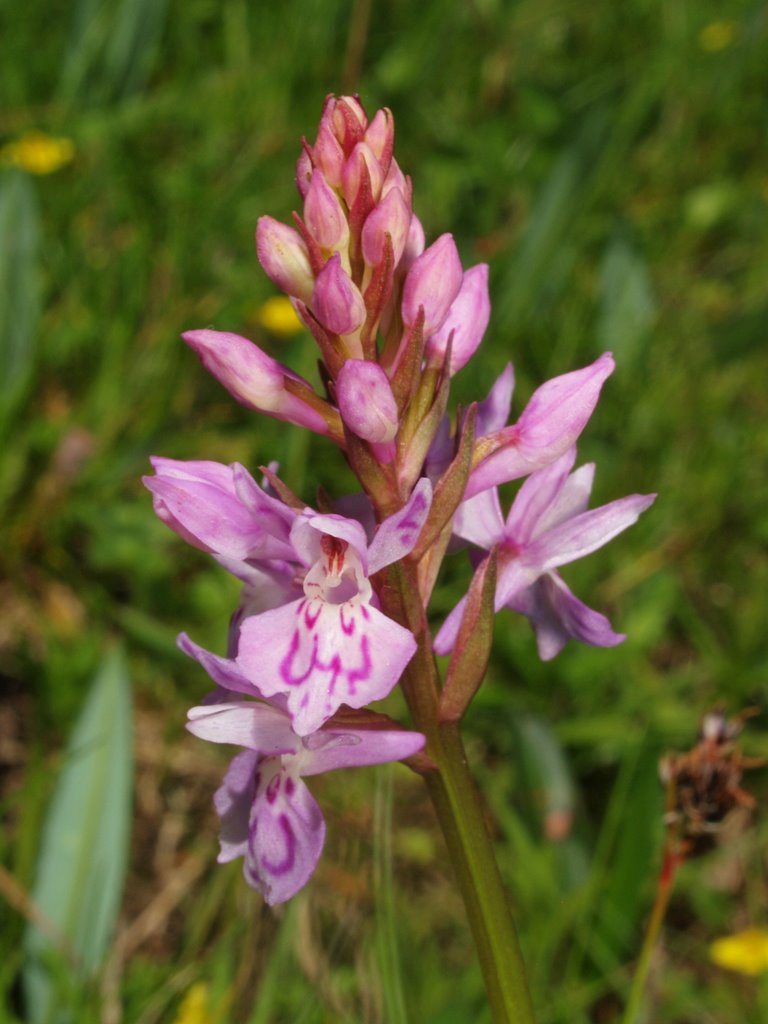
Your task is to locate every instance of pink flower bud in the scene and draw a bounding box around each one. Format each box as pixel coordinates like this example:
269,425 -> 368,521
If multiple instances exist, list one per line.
361,187 -> 411,267
426,264 -> 490,375
401,233 -> 463,335
304,169 -> 349,251
381,158 -> 408,199
312,120 -> 344,189
255,217 -> 315,304
312,253 -> 366,335
332,96 -> 368,152
342,142 -> 384,207
336,359 -> 399,443
364,108 -> 394,166
400,213 -> 425,271
183,329 -> 333,436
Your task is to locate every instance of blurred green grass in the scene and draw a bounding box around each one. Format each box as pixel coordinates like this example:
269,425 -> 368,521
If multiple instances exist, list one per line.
1,0 -> 767,1021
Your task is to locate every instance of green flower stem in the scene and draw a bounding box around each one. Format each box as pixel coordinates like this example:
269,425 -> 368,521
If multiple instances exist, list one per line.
621,847 -> 679,1024
388,561 -> 537,1024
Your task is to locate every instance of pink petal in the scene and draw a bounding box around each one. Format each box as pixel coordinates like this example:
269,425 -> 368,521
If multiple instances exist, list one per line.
237,599 -> 417,736
245,765 -> 326,905
213,749 -> 260,863
367,478 -> 432,574
508,573 -> 625,661
301,726 -> 425,775
476,363 -> 514,436
452,488 -> 504,550
531,493 -> 656,571
504,448 -> 577,544
178,632 -> 270,700
186,702 -> 300,756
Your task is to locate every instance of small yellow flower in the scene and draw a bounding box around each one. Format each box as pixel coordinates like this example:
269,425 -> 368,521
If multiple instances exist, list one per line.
172,982 -> 210,1024
0,131 -> 75,175
698,20 -> 737,52
255,295 -> 304,337
710,928 -> 768,977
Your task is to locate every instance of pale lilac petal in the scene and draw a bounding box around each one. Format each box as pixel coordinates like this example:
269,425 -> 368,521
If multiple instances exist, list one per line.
452,488 -> 504,549
237,599 -> 417,736
213,749 -> 259,863
530,494 -> 656,571
231,463 -> 297,551
245,765 -> 326,905
186,702 -> 300,756
476,364 -> 515,436
178,632 -> 269,699
367,478 -> 432,574
433,594 -> 468,655
538,463 -> 595,533
144,460 -> 278,560
508,574 -> 625,660
300,726 -> 425,775
504,448 -> 577,544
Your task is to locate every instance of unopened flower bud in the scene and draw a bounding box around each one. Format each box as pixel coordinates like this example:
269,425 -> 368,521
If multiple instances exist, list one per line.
312,120 -> 344,189
256,217 -> 315,304
381,158 -> 408,200
183,329 -> 335,436
304,169 -> 349,252
401,233 -> 463,335
426,264 -> 490,375
336,359 -> 399,443
400,213 -> 425,272
361,187 -> 411,268
364,108 -> 394,167
332,96 -> 368,152
342,142 -> 384,207
312,254 -> 366,335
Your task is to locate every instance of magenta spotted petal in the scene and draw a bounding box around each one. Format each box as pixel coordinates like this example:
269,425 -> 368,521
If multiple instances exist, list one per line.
237,597 -> 417,736
245,763 -> 326,905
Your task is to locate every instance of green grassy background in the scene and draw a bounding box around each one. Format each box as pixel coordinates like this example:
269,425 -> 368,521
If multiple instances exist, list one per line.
2,0 -> 767,1021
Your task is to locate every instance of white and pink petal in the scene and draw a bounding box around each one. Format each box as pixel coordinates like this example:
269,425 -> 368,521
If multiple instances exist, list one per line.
245,764 -> 326,905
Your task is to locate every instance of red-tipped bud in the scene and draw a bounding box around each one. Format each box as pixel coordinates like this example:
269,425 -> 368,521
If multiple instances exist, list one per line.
256,217 -> 315,304
361,187 -> 411,268
336,359 -> 399,443
304,169 -> 349,251
426,264 -> 491,375
342,142 -> 384,207
401,233 -> 463,335
364,108 -> 394,167
312,120 -> 345,189
312,253 -> 366,335
332,96 -> 368,152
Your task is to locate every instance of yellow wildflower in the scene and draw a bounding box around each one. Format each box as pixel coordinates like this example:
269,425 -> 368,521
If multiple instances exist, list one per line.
172,982 -> 210,1024
0,131 -> 75,175
256,295 -> 304,337
710,928 -> 768,977
698,21 -> 737,52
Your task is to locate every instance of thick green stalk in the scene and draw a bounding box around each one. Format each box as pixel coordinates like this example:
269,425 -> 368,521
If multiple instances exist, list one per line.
388,561 -> 537,1024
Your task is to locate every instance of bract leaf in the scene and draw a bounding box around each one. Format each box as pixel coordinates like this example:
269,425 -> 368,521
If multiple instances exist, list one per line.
439,548 -> 497,722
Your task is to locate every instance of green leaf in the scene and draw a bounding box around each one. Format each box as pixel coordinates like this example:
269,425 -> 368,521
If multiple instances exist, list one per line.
0,170 -> 41,428
23,647 -> 133,1024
